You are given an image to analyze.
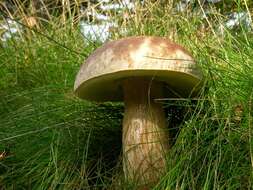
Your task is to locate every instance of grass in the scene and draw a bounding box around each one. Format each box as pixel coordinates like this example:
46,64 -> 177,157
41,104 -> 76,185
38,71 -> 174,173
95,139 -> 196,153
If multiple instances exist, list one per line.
0,22 -> 123,189
0,0 -> 253,189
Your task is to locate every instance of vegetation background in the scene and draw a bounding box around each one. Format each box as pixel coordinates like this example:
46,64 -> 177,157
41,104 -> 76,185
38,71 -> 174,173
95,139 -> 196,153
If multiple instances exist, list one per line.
0,0 -> 253,189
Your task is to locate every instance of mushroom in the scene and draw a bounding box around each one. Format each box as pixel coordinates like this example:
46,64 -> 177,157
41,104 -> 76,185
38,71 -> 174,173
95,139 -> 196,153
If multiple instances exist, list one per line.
74,36 -> 202,187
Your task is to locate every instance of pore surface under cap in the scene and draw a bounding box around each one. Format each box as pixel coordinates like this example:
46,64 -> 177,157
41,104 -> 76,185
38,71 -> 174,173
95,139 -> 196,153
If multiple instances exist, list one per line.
74,36 -> 202,101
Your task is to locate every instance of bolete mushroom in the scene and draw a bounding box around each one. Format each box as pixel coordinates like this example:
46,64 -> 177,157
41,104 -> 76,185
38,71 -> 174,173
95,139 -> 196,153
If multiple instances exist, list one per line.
74,36 -> 202,187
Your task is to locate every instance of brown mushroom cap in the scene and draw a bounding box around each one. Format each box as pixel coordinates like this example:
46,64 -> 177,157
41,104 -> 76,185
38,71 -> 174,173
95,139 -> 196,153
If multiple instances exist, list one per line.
74,36 -> 202,101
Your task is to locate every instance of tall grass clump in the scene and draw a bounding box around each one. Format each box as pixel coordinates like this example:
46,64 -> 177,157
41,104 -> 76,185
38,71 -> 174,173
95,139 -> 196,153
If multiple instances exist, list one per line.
0,1 -> 124,189
0,0 -> 253,189
0,26 -> 123,188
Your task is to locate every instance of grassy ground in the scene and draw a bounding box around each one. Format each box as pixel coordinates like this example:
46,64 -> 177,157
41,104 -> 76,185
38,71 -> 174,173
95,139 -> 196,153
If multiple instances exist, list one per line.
0,1 -> 253,189
0,23 -> 128,189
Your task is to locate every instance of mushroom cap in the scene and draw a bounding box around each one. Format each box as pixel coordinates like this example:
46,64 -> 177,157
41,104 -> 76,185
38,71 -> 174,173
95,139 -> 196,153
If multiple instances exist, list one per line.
74,36 -> 202,101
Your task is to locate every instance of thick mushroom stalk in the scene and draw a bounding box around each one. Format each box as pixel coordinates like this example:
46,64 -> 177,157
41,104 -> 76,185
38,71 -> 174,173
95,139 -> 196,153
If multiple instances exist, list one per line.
122,78 -> 169,186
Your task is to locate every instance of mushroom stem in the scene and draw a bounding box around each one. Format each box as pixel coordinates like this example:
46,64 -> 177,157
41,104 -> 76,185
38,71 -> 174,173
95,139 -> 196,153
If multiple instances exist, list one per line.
122,78 -> 169,187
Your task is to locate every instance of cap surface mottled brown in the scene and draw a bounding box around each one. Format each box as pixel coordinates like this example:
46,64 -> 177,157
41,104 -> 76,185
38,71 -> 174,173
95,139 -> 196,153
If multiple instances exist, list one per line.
74,36 -> 202,101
